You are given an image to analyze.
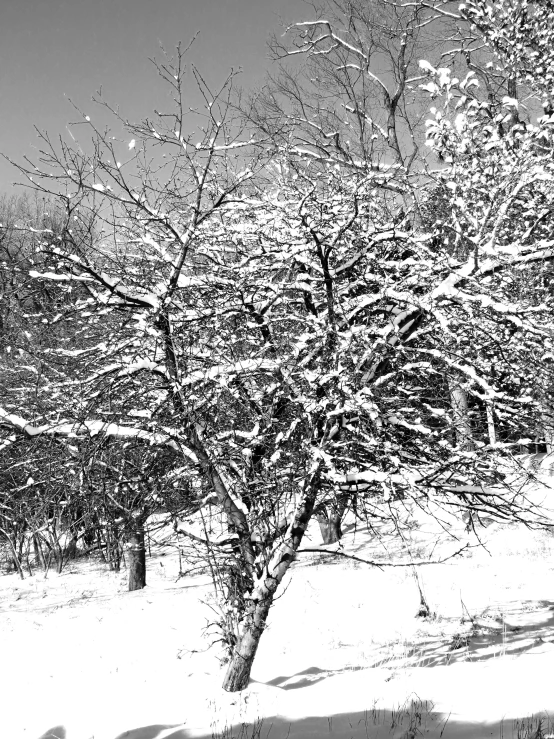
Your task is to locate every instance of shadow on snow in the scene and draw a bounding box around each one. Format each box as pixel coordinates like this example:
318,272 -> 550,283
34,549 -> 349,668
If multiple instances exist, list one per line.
35,602 -> 554,739
37,706 -> 554,739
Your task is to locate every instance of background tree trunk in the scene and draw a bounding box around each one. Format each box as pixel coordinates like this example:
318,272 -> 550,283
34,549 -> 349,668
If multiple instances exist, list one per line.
0,529 -> 25,580
33,533 -> 46,569
540,398 -> 554,453
486,403 -> 497,446
315,495 -> 348,544
127,524 -> 146,591
448,374 -> 475,450
64,533 -> 78,561
316,511 -> 342,544
537,368 -> 553,453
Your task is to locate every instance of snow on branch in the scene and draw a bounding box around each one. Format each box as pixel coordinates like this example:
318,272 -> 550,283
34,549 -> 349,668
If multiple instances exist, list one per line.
0,408 -> 198,460
179,359 -> 278,388
29,270 -> 95,283
46,249 -> 160,310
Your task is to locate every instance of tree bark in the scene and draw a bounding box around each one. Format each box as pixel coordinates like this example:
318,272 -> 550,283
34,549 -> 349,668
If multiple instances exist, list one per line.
538,369 -> 553,453
315,495 -> 348,544
222,468 -> 321,692
316,511 -> 342,544
545,425 -> 554,454
541,404 -> 554,453
0,528 -> 24,580
486,402 -> 496,446
64,534 -> 78,561
448,374 -> 475,450
55,544 -> 64,574
106,526 -> 122,571
127,524 -> 146,591
96,528 -> 107,563
33,533 -> 46,569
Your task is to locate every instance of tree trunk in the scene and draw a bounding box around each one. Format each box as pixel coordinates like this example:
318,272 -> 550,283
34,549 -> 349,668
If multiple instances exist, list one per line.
55,546 -> 64,574
106,526 -> 122,571
96,528 -> 107,564
486,403 -> 496,446
64,533 -> 78,561
315,495 -> 348,544
0,529 -> 24,580
538,369 -> 554,453
48,534 -> 64,574
221,595 -> 273,693
448,374 -> 475,450
12,546 -> 25,580
541,406 -> 554,454
316,511 -> 342,544
505,76 -> 520,131
127,525 -> 146,591
222,469 -> 321,692
33,534 -> 46,569
412,565 -> 431,618
545,426 -> 554,455
25,540 -> 33,577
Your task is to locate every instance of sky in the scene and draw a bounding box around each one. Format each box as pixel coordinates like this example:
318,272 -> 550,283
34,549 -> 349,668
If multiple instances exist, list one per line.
0,0 -> 306,194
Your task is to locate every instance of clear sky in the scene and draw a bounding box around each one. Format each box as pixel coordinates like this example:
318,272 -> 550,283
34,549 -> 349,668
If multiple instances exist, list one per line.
0,0 -> 306,194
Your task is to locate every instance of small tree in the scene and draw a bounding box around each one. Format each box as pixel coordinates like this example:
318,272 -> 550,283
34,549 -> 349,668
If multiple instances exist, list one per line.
78,436 -> 183,590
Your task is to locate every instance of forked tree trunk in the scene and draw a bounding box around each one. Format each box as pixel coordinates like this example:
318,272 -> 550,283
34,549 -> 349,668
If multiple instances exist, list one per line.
222,471 -> 321,692
127,524 -> 146,591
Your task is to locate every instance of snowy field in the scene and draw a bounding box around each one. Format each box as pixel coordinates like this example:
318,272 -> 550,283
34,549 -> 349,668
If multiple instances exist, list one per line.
3,474 -> 554,739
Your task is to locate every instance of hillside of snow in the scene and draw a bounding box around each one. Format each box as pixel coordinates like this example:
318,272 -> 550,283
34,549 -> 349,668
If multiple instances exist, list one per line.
2,474 -> 554,739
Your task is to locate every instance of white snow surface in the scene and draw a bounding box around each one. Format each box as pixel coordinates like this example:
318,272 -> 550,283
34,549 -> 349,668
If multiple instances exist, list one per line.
3,476 -> 554,739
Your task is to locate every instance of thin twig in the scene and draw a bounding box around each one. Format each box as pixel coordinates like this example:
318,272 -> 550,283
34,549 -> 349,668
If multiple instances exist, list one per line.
296,543 -> 471,568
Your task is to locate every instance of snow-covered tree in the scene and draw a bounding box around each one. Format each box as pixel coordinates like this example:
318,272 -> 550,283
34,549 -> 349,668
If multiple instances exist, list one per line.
0,195 -> 99,576
1,11 -> 553,693
420,0 -> 554,452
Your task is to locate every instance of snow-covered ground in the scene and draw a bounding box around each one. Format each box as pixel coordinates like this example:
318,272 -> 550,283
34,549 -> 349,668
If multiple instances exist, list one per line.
3,478 -> 554,739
